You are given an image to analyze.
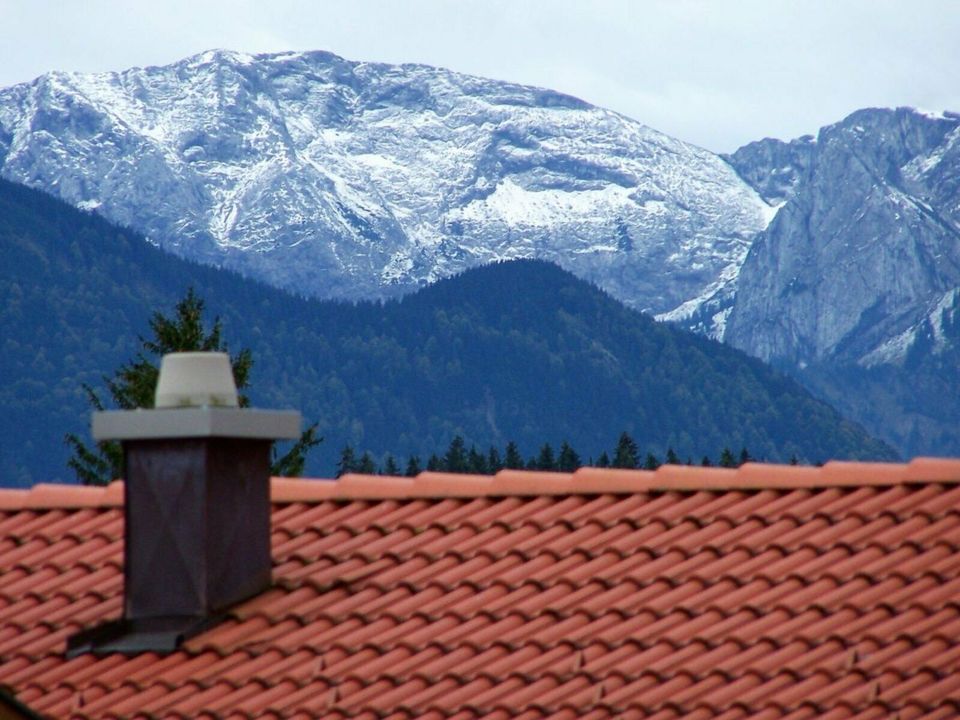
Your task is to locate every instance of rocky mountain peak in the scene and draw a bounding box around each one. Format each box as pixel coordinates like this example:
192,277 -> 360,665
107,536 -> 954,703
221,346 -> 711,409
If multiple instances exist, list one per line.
723,134 -> 815,206
0,48 -> 769,315
725,106 -> 960,367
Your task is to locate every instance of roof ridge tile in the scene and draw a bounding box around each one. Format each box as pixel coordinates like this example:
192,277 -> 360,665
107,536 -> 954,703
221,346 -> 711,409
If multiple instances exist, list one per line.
290,458 -> 960,500
0,482 -> 124,510
906,458 -> 960,483
4,457 -> 960,510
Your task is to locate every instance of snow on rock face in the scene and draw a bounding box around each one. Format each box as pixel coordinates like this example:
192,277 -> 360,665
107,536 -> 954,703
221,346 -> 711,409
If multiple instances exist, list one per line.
725,107 -> 960,366
858,288 -> 960,368
0,49 -> 769,313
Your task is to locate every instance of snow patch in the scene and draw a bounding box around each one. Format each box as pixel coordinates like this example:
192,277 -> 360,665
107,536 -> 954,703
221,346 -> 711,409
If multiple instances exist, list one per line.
450,177 -> 634,227
930,288 -> 959,346
860,289 -> 960,367
656,259 -> 744,325
761,199 -> 786,227
914,107 -> 948,121
860,326 -> 920,368
381,251 -> 415,283
353,153 -> 405,171
712,307 -> 733,339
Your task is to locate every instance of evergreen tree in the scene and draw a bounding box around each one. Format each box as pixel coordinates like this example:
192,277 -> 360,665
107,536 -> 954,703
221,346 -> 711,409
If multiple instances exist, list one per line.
444,435 -> 468,473
405,455 -> 422,477
426,454 -> 443,471
739,447 -> 753,466
336,445 -> 357,478
665,447 -> 680,465
701,456 -> 713,467
643,453 -> 661,471
596,451 -> 610,468
557,441 -> 581,472
356,452 -> 377,475
272,428 -> 324,478
504,441 -> 524,470
467,445 -> 488,475
536,443 -> 557,471
789,454 -> 799,466
612,432 -> 639,469
382,454 -> 400,476
719,447 -> 737,468
487,446 -> 504,474
525,457 -> 538,470
65,288 -> 320,485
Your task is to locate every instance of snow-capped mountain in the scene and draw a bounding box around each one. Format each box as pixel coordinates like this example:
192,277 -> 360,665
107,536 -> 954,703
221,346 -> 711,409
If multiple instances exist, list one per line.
0,49 -> 770,314
725,107 -> 960,368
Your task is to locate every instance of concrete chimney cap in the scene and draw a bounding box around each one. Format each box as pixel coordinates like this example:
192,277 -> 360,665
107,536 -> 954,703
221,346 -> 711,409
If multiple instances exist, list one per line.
91,351 -> 301,442
155,352 -> 239,409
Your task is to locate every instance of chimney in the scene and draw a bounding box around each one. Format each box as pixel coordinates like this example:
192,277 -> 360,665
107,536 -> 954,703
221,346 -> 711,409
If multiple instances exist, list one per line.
67,352 -> 300,655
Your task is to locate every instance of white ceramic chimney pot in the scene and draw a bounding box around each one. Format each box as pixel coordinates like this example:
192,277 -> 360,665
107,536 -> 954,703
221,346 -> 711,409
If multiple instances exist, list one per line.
154,352 -> 239,408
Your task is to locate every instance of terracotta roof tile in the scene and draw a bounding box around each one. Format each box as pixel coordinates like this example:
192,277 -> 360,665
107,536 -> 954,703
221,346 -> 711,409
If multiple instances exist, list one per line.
3,461 -> 960,717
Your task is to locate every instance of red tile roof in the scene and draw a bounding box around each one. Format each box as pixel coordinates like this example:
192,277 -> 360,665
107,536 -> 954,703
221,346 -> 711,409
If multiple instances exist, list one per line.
2,459 -> 960,718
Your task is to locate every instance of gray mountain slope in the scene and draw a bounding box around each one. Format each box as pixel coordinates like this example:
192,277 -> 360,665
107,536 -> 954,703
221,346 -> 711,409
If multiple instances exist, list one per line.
0,49 -> 769,314
726,107 -> 960,368
723,134 -> 815,206
722,107 -> 960,457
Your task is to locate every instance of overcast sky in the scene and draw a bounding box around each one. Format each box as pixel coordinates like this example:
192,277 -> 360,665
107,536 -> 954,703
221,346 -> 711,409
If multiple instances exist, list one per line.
2,0 -> 958,153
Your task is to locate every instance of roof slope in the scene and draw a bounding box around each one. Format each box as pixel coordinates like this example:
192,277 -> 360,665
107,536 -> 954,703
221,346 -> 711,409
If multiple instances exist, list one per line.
2,460 -> 960,718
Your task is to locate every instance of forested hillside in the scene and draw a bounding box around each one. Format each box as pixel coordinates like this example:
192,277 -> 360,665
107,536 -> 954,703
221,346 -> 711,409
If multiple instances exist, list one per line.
0,180 -> 895,486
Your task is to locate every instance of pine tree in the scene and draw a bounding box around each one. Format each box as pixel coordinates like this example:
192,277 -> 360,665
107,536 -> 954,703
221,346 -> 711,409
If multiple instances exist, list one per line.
701,456 -> 713,467
336,445 -> 357,478
467,445 -> 488,475
557,441 -> 581,472
504,441 -> 524,470
405,455 -> 422,477
739,447 -> 752,466
426,454 -> 443,471
536,443 -> 557,471
612,432 -> 639,469
596,451 -> 611,468
271,427 -> 323,478
719,447 -> 737,468
487,446 -> 504,474
643,453 -> 661,471
444,436 -> 468,473
382,454 -> 400,476
65,288 -> 320,485
356,452 -> 377,475
665,447 -> 680,465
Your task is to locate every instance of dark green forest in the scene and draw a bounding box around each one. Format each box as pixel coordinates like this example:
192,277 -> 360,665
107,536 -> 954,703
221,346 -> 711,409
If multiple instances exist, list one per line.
0,179 -> 895,486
